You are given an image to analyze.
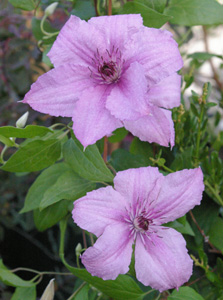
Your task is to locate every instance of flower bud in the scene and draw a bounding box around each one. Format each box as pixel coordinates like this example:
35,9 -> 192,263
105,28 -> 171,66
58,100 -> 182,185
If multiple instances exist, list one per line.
16,112 -> 29,128
44,2 -> 58,16
75,243 -> 82,257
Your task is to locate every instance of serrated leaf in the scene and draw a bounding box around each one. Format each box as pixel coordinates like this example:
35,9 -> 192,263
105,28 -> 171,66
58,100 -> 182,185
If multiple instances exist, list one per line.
21,163 -> 71,213
8,0 -> 35,11
11,287 -> 36,300
0,125 -> 53,138
121,1 -> 171,28
40,169 -> 95,209
165,0 -> 223,26
0,260 -> 34,288
168,287 -> 204,300
34,200 -> 70,231
63,138 -> 114,182
1,139 -> 61,172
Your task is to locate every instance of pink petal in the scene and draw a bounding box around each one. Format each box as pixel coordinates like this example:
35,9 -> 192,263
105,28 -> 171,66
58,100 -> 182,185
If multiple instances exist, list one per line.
124,106 -> 175,147
148,73 -> 181,109
72,85 -> 122,148
125,28 -> 183,86
114,167 -> 163,213
151,168 -> 204,224
88,14 -> 143,53
72,186 -> 128,237
48,15 -> 105,67
23,64 -> 92,117
135,228 -> 193,291
106,62 -> 149,121
81,223 -> 134,280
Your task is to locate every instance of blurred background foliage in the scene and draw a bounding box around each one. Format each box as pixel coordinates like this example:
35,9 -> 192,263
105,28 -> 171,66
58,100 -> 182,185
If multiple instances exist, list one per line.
0,0 -> 223,299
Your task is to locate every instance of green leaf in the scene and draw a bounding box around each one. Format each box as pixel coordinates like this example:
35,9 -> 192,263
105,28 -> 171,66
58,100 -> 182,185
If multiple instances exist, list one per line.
31,17 -> 58,44
108,128 -> 128,143
188,52 -> 223,61
136,0 -> 167,13
110,149 -> 148,172
71,0 -> 96,20
34,200 -> 70,231
0,135 -> 15,147
1,139 -> 61,172
121,1 -> 171,28
165,220 -> 195,236
63,138 -> 114,182
165,0 -> 223,26
130,137 -> 153,164
61,262 -> 144,300
21,163 -> 71,213
11,287 -> 36,300
190,103 -> 199,117
8,0 -> 35,11
40,169 -> 95,209
0,260 -> 34,287
168,287 -> 205,300
73,283 -> 90,300
0,125 -> 53,138
208,217 -> 223,252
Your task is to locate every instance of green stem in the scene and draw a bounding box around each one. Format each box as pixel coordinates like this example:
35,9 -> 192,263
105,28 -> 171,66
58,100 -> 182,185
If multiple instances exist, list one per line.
205,180 -> 223,206
0,145 -> 8,164
162,164 -> 174,173
59,216 -> 69,260
144,289 -> 155,296
67,282 -> 87,300
40,14 -> 59,37
195,102 -> 205,166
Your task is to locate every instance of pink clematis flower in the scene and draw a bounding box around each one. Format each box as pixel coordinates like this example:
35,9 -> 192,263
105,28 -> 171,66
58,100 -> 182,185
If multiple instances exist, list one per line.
23,14 -> 183,148
72,167 -> 204,291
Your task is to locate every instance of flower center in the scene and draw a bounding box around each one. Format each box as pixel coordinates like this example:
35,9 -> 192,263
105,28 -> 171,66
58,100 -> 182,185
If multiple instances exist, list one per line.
89,47 -> 124,85
133,215 -> 152,232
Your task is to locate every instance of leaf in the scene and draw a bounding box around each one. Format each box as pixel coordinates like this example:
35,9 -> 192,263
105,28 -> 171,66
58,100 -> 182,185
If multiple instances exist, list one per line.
21,163 -> 71,213
71,0 -> 96,20
121,1 -> 171,28
61,260 -> 145,300
11,287 -> 36,300
208,217 -> 223,252
108,128 -> 128,143
137,0 -> 167,13
0,125 -> 53,138
1,139 -> 61,172
40,169 -> 95,209
188,52 -> 223,61
164,220 -> 195,236
165,0 -> 223,26
8,0 -> 35,10
63,138 -> 114,182
0,135 -> 15,147
0,260 -> 34,287
110,149 -> 148,172
168,286 -> 205,300
34,200 -> 70,231
73,283 -> 90,300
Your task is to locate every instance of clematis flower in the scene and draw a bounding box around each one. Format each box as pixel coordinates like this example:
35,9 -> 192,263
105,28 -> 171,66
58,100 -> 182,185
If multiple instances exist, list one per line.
23,14 -> 183,148
72,167 -> 204,291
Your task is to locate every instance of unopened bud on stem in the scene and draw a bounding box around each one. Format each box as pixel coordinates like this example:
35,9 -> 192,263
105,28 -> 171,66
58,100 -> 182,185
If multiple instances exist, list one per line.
44,2 -> 58,17
16,112 -> 29,128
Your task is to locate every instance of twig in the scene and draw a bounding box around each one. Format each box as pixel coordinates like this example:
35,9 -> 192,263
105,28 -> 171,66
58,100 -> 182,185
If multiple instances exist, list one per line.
94,0 -> 99,16
108,0 -> 112,16
103,136 -> 108,162
82,230 -> 87,249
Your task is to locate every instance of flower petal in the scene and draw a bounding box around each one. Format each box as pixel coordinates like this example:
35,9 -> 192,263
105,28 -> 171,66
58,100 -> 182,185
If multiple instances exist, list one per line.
88,14 -> 143,53
73,186 -> 128,237
151,168 -> 204,224
23,64 -> 92,117
124,106 -> 175,147
114,167 -> 163,213
72,85 -> 122,148
81,223 -> 133,280
48,15 -> 105,67
135,228 -> 193,291
125,28 -> 183,85
148,73 -> 181,109
106,62 -> 149,121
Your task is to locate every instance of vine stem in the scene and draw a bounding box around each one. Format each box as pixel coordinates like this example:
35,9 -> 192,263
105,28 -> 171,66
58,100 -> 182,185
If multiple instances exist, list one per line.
103,136 -> 108,162
10,267 -> 71,276
67,282 -> 87,300
194,101 -> 205,167
108,0 -> 112,16
205,180 -> 223,207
